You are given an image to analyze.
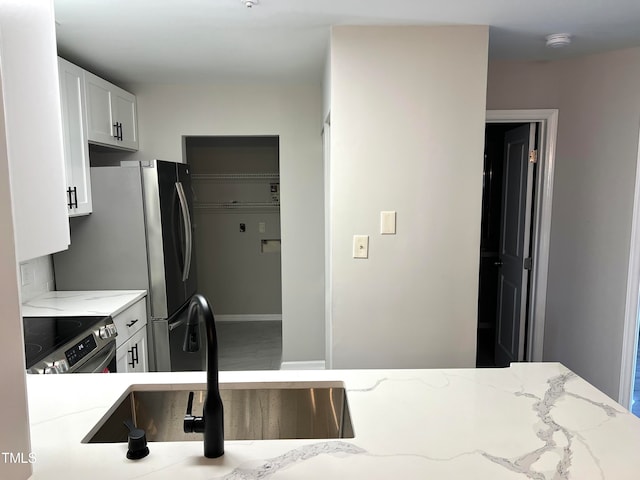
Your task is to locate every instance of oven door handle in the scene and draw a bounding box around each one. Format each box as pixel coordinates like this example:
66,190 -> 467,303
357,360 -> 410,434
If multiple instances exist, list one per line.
76,341 -> 117,373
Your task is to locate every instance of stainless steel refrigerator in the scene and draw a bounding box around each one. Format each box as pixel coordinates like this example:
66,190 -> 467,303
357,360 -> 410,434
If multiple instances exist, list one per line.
53,160 -> 205,372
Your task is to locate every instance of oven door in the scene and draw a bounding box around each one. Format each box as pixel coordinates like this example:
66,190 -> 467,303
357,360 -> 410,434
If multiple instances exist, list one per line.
73,340 -> 117,373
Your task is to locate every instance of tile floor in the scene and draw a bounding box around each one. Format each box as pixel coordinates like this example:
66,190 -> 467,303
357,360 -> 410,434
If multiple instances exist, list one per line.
216,320 -> 282,371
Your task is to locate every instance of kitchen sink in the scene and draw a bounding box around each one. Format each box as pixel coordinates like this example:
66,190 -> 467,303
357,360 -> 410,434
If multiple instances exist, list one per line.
84,381 -> 354,443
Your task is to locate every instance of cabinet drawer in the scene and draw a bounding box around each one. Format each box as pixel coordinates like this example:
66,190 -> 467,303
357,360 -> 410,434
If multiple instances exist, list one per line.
112,298 -> 147,347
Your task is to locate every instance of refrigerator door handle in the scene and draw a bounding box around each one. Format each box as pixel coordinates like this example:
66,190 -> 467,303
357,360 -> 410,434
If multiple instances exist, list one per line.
168,316 -> 187,332
175,181 -> 193,282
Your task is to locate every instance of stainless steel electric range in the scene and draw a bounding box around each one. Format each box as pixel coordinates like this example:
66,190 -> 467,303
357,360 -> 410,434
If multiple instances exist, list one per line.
23,315 -> 118,374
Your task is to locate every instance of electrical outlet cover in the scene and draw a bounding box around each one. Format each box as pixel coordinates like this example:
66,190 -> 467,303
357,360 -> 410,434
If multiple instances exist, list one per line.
353,235 -> 369,259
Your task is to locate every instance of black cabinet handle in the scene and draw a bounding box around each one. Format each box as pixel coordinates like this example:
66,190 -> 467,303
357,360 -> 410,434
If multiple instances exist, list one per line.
128,343 -> 139,368
66,186 -> 78,209
126,319 -> 139,328
112,122 -> 123,141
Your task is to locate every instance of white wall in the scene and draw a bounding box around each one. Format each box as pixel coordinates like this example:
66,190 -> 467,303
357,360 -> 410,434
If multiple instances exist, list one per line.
126,83 -> 325,362
487,47 -> 640,399
329,26 -> 489,368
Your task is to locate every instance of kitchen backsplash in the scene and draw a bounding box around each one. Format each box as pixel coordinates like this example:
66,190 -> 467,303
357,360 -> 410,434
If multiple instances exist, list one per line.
19,255 -> 55,302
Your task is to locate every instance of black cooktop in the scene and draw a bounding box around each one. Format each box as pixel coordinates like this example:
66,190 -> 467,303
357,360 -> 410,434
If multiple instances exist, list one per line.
22,316 -> 109,369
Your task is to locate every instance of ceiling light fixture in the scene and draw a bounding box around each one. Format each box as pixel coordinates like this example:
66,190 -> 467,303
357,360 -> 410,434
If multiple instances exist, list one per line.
242,0 -> 258,7
546,33 -> 572,48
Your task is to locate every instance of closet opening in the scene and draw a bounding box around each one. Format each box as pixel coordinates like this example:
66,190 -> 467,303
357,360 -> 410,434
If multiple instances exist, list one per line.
185,135 -> 282,370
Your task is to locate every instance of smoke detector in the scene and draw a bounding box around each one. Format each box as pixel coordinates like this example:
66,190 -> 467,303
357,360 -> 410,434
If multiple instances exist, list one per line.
546,33 -> 572,48
242,0 -> 258,7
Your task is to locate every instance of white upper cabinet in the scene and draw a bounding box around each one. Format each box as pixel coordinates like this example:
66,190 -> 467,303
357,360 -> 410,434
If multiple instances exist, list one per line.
112,88 -> 138,150
84,71 -> 138,151
0,0 -> 70,262
58,58 -> 92,217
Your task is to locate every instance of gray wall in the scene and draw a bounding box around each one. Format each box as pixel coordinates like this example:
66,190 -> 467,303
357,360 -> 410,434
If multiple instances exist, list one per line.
194,211 -> 282,315
328,26 -> 489,368
487,47 -> 640,399
126,83 -> 324,362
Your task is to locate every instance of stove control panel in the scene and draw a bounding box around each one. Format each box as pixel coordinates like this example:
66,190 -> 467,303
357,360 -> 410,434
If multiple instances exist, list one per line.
65,334 -> 98,367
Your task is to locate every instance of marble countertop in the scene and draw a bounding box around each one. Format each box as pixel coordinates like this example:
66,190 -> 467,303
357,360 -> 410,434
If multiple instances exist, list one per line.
21,290 -> 147,317
25,363 -> 640,479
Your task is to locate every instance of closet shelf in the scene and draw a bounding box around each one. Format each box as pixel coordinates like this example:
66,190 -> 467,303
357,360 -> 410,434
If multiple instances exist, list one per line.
194,201 -> 280,212
191,173 -> 279,181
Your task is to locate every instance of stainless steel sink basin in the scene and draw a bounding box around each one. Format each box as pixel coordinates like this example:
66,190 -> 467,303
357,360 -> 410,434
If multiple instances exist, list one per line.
84,381 -> 354,443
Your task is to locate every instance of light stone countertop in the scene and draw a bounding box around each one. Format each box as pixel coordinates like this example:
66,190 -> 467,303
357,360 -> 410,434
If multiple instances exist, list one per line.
25,363 -> 640,479
21,290 -> 147,317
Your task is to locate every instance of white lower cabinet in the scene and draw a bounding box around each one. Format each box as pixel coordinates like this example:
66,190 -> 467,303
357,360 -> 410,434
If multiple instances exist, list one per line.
113,298 -> 148,373
116,328 -> 148,373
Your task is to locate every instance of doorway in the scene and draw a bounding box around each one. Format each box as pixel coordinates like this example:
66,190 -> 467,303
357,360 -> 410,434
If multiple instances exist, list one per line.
477,123 -> 537,366
478,110 -> 559,367
184,135 -> 283,370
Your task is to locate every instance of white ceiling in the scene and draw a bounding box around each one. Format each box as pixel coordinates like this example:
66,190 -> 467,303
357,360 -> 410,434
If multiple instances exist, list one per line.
54,0 -> 640,85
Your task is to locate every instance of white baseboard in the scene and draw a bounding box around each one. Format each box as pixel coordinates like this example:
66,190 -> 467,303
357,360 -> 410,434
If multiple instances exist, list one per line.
216,314 -> 282,322
280,360 -> 326,370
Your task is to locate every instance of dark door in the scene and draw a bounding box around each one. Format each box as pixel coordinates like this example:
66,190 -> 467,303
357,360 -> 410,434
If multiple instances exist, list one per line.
495,124 -> 536,367
156,160 -> 194,315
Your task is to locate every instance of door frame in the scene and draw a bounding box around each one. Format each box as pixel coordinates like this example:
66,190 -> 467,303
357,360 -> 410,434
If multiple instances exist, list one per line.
486,109 -> 559,362
619,127 -> 640,408
322,113 -> 333,369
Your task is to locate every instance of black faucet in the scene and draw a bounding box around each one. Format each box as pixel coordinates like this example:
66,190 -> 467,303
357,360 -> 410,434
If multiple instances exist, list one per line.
182,294 -> 224,458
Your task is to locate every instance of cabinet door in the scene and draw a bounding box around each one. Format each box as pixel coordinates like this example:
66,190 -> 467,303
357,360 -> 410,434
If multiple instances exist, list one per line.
84,71 -> 116,147
58,58 -> 92,216
0,0 -> 69,261
131,328 -> 149,372
112,86 -> 138,150
116,335 -> 133,373
116,328 -> 148,373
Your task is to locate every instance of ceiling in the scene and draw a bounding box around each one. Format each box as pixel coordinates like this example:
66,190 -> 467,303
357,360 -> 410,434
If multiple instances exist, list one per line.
54,0 -> 640,86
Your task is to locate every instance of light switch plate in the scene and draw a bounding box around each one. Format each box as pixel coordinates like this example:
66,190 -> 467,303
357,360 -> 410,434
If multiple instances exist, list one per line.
353,235 -> 369,259
380,211 -> 396,234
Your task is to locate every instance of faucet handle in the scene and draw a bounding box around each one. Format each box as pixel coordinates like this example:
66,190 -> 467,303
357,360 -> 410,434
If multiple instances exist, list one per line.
183,391 -> 205,433
185,391 -> 195,416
